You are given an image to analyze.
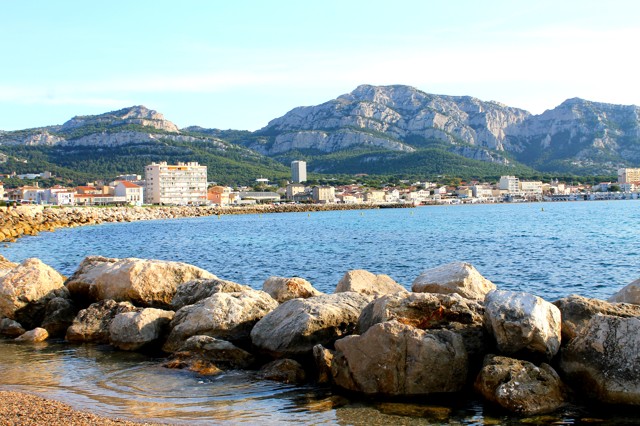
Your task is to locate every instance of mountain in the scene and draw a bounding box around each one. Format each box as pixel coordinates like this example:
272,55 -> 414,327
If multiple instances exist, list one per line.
0,106 -> 290,185
244,85 -> 640,175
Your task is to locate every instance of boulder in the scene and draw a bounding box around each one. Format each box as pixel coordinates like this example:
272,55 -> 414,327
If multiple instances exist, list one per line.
0,258 -> 67,329
331,320 -> 467,395
258,359 -> 306,384
484,290 -> 561,359
250,292 -> 372,358
263,276 -> 323,303
65,299 -> 137,343
474,355 -> 566,415
163,290 -> 277,353
412,262 -> 495,301
335,270 -> 407,297
171,278 -> 252,310
0,255 -> 18,278
358,292 -> 487,360
553,294 -> 640,342
65,256 -> 216,308
165,335 -> 255,371
15,327 -> 49,343
0,317 -> 26,337
609,278 -> 640,305
560,315 -> 640,405
313,344 -> 334,384
109,308 -> 174,351
41,297 -> 77,338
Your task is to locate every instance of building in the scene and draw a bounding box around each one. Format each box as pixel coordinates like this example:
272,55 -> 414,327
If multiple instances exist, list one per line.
114,181 -> 144,206
291,160 -> 307,183
499,176 -> 520,193
207,185 -> 233,206
364,190 -> 385,203
238,191 -> 281,203
312,186 -> 335,203
286,183 -> 306,200
144,162 -> 208,205
618,168 -> 640,184
520,181 -> 543,194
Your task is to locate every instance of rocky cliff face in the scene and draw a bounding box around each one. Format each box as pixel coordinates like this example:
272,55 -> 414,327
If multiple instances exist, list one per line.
60,105 -> 179,133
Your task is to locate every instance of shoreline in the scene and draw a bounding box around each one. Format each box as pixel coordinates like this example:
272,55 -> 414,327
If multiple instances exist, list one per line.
0,390 -> 165,426
0,202 -> 412,243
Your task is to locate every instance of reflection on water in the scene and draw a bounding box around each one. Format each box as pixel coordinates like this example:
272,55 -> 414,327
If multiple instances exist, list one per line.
1,340 -> 639,425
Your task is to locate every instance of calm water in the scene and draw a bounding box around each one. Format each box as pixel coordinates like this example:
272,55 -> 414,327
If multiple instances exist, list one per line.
1,201 -> 639,424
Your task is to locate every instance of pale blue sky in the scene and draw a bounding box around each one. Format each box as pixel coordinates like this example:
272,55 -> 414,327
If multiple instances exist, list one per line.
1,0 -> 639,131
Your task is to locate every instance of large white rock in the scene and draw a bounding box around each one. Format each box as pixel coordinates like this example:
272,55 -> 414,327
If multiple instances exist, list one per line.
251,292 -> 372,357
163,290 -> 277,353
560,315 -> 640,405
335,270 -> 407,297
263,276 -> 323,303
412,262 -> 495,301
608,278 -> 640,305
15,327 -> 49,343
171,278 -> 251,310
65,300 -> 138,343
109,308 -> 174,351
65,256 -> 216,308
331,320 -> 468,395
484,290 -> 561,358
0,258 -> 67,329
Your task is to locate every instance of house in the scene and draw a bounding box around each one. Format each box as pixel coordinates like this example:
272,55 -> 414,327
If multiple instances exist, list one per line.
207,186 -> 233,206
114,181 -> 144,206
312,186 -> 336,204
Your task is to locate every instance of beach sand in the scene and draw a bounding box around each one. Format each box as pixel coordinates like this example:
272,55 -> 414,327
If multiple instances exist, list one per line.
0,391 -> 166,426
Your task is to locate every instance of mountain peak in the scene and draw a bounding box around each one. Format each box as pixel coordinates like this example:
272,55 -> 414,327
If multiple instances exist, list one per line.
60,105 -> 179,133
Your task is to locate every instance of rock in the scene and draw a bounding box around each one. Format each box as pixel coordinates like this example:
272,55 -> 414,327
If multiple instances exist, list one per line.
0,255 -> 18,277
474,355 -> 566,415
163,290 -> 277,353
560,315 -> 640,405
263,276 -> 323,303
412,262 -> 495,301
313,344 -> 334,384
65,300 -> 137,343
553,294 -> 640,342
484,290 -> 561,359
41,297 -> 77,338
335,270 -> 407,297
0,317 -> 26,337
15,327 -> 49,343
609,278 -> 640,305
358,292 -> 487,360
164,358 -> 223,376
258,359 -> 306,384
171,278 -> 252,310
109,308 -> 174,351
0,258 -> 67,329
166,335 -> 255,370
65,256 -> 216,308
250,292 -> 372,357
331,320 -> 467,395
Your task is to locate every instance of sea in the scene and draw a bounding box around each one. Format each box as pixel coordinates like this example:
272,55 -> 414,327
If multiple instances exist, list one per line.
0,200 -> 638,424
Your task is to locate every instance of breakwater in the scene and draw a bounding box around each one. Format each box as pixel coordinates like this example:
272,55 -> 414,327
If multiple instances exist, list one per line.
0,203 -> 411,242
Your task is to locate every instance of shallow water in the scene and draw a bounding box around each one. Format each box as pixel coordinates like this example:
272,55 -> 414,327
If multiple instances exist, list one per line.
1,201 -> 640,424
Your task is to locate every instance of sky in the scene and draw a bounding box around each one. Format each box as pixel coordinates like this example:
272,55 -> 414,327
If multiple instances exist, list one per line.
1,0 -> 639,131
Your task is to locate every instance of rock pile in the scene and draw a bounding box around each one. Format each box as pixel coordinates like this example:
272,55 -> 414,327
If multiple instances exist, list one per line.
1,255 -> 639,417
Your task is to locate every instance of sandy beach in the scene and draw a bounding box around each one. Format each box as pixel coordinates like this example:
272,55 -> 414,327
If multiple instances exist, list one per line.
0,391 -> 165,426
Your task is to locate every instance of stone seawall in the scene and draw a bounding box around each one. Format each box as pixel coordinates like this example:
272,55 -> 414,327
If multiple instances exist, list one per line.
0,203 -> 412,242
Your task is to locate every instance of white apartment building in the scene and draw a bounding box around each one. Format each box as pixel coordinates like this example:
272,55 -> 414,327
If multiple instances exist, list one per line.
618,168 -> 640,184
144,162 -> 208,205
499,176 -> 520,193
291,160 -> 307,183
520,180 -> 543,194
115,181 -> 144,206
312,186 -> 335,203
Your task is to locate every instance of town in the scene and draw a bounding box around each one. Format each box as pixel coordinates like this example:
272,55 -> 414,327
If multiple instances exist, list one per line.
1,161 -> 639,207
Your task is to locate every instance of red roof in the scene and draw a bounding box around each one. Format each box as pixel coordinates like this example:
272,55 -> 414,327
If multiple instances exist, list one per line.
118,181 -> 141,188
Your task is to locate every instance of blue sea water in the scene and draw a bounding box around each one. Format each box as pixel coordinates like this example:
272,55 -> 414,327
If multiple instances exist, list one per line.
2,200 -> 639,301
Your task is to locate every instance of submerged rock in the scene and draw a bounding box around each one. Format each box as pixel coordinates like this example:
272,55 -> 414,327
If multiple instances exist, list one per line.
15,327 -> 49,343
163,290 -> 277,353
0,258 -> 67,329
65,299 -> 137,343
331,320 -> 467,396
335,269 -> 407,297
0,317 -> 26,337
263,276 -> 323,303
258,359 -> 307,384
167,335 -> 255,370
475,355 -> 566,415
109,308 -> 174,351
560,315 -> 640,405
250,292 -> 372,358
484,290 -> 561,359
65,256 -> 215,308
412,262 -> 495,301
